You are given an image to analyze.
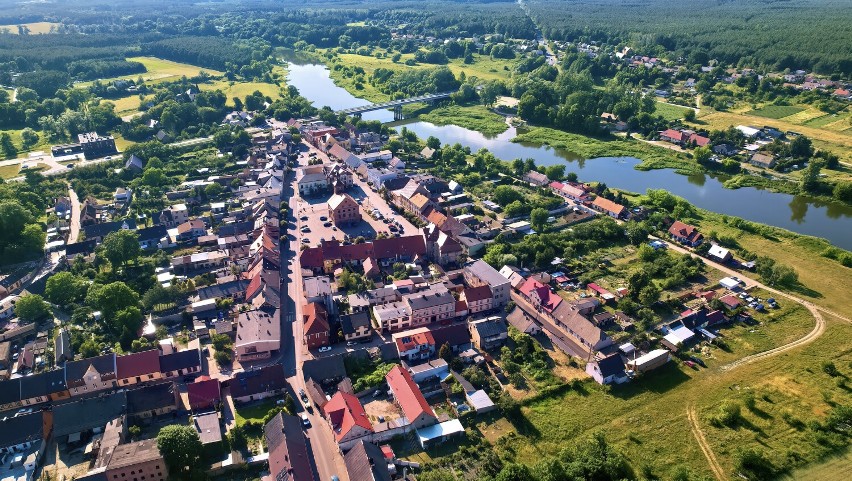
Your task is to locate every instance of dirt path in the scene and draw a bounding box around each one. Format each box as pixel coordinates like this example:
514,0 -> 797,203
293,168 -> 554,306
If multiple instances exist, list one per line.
687,405 -> 726,480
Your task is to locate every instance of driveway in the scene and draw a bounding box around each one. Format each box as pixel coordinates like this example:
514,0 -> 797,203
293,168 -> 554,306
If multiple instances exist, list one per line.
67,187 -> 81,244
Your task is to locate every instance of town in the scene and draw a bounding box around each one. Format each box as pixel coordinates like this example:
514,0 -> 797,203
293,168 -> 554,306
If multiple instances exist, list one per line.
0,1 -> 850,481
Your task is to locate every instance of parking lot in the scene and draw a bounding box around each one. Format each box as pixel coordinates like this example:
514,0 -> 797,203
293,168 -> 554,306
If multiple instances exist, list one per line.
295,187 -> 413,247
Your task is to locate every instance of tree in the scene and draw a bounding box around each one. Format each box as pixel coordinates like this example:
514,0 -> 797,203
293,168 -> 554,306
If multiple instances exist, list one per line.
833,181 -> 852,203
0,132 -> 17,159
544,164 -> 565,181
493,185 -> 522,206
20,128 -> 39,149
157,425 -> 204,479
530,207 -> 549,232
683,109 -> 696,122
800,160 -> 823,192
205,182 -> 225,198
438,342 -> 452,362
100,230 -> 141,268
86,281 -> 139,319
638,284 -> 660,306
115,307 -> 144,345
789,135 -> 813,158
45,272 -> 88,306
496,463 -> 533,481
693,145 -> 712,164
426,136 -> 441,150
15,294 -> 50,322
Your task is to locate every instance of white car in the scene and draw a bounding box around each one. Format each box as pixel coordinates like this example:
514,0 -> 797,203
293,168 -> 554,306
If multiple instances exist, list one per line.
318,346 -> 332,353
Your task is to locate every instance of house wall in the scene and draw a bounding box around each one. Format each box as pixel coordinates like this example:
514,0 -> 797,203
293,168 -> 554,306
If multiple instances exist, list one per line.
104,457 -> 168,481
119,372 -> 162,387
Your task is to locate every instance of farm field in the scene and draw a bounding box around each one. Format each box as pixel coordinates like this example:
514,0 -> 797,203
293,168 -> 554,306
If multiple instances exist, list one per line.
0,163 -> 21,179
745,105 -> 805,119
0,21 -> 60,34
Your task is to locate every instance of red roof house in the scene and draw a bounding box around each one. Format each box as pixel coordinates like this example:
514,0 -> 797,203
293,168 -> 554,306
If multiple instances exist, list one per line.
187,376 -> 222,411
323,391 -> 373,446
668,220 -> 704,246
385,365 -> 437,429
116,349 -> 162,386
304,302 -> 330,350
519,278 -> 562,313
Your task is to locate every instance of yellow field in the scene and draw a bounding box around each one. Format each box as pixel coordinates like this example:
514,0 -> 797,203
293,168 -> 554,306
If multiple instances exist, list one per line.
206,80 -> 283,107
0,163 -> 21,179
0,21 -> 60,34
77,57 -> 224,87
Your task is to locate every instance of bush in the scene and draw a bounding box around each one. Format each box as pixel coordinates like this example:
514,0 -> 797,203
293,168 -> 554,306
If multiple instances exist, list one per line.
822,361 -> 840,377
710,401 -> 742,427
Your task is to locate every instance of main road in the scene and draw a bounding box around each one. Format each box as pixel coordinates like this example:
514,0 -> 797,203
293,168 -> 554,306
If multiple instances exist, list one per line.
280,143 -> 350,481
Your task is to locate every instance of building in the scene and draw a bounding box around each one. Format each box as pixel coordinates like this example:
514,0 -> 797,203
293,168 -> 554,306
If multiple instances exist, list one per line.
116,350 -> 161,386
100,439 -> 167,481
323,391 -> 373,449
230,365 -> 287,403
66,354 -> 117,396
523,170 -> 549,186
158,204 -> 189,228
750,152 -> 776,169
296,165 -> 329,196
193,412 -> 223,456
393,328 -> 436,362
186,377 -> 221,411
708,244 -> 733,262
264,413 -> 316,481
591,196 -> 626,218
175,219 -> 207,243
550,302 -> 613,351
668,220 -> 704,246
78,132 -> 118,160
404,284 -> 455,328
55,328 -> 72,364
373,302 -> 412,332
463,260 -> 510,308
469,318 -> 508,350
385,365 -> 437,429
83,219 -> 137,243
303,302 -> 330,350
518,277 -> 562,313
328,193 -> 361,226
303,276 -> 333,313
159,348 -> 201,379
235,309 -> 281,361
126,383 -> 178,420
340,311 -> 372,342
462,285 -> 493,314
586,353 -> 628,385
344,441 -> 392,481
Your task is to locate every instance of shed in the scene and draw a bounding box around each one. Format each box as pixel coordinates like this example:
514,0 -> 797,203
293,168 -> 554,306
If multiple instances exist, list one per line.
416,419 -> 465,449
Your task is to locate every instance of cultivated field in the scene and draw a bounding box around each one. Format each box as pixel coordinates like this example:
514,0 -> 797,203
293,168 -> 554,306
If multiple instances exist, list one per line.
655,101 -> 694,121
0,21 -> 60,34
746,105 -> 805,119
78,56 -> 224,87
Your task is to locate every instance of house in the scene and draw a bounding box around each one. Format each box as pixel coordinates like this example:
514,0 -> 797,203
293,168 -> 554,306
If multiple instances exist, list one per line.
229,365 -> 287,403
506,307 -> 542,335
404,284 -> 456,329
586,354 -> 628,385
97,439 -> 168,481
235,309 -> 280,361
55,328 -> 72,364
469,318 -> 508,350
19,369 -> 70,407
668,220 -> 704,246
713,144 -> 739,157
373,302 -> 412,332
719,294 -> 741,310
126,383 -> 178,420
323,391 -> 373,449
550,302 -> 612,351
389,157 -> 406,171
303,302 -> 330,349
53,391 -> 127,440
82,219 -> 137,243
114,187 -> 132,203
344,441 -> 392,481
302,355 -> 347,384
462,285 -> 493,314
116,349 -> 161,386
408,359 -> 449,384
393,328 -> 436,362
708,244 -> 733,262
159,348 -> 202,379
591,196 -> 626,218
66,354 -> 117,396
124,154 -> 144,173
187,376 -> 222,411
175,219 -> 207,242
366,168 -> 399,189
586,282 -> 616,303
420,146 -> 436,160
303,276 -> 333,313
518,277 -> 562,313
549,181 -> 588,201
264,413 -> 316,481
463,260 -> 510,307
385,365 -> 438,429
137,225 -> 168,249
750,152 -> 776,169
340,311 -> 372,342
328,193 -> 361,226
158,204 -> 189,228
422,225 -> 463,267
193,412 -> 224,456
523,170 -> 549,186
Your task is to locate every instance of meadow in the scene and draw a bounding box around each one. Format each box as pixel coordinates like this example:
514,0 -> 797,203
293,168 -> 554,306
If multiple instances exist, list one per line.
0,21 -> 60,34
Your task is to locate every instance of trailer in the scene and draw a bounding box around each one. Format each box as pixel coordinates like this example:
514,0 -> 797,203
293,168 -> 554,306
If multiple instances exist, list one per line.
627,349 -> 671,374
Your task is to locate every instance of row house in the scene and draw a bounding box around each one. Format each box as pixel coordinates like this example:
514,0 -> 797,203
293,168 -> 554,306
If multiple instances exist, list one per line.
303,302 -> 331,350
171,251 -> 228,274
404,284 -> 455,329
591,196 -> 627,219
549,181 -> 589,202
463,260 -> 510,308
66,354 -> 117,396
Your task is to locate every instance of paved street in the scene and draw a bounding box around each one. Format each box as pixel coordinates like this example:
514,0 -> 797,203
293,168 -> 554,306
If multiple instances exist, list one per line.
67,187 -> 81,244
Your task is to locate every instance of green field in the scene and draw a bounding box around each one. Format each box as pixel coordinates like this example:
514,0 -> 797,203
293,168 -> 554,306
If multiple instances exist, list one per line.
655,101 -> 694,121
746,105 -> 805,119
0,163 -> 21,179
234,399 -> 278,424
78,56 -> 224,87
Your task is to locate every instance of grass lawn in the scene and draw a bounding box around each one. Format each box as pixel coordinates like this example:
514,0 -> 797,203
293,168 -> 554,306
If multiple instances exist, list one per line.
786,449 -> 852,480
0,21 -> 60,34
746,105 -> 805,119
415,104 -> 508,136
234,399 -> 278,425
206,80 -> 283,107
446,55 -> 518,82
655,101 -> 693,121
0,163 -> 21,179
78,56 -> 224,87
0,128 -> 52,157
489,306 -> 850,480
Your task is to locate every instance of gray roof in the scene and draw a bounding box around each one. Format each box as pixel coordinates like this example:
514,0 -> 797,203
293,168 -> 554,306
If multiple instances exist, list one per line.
405,285 -> 454,310
53,391 -> 127,437
20,369 -> 67,399
465,260 -> 510,287
472,319 -> 508,338
0,411 -> 42,449
344,441 -> 392,481
126,382 -> 177,415
194,412 -> 223,445
301,354 -> 346,383
340,311 -> 371,335
264,413 -> 314,481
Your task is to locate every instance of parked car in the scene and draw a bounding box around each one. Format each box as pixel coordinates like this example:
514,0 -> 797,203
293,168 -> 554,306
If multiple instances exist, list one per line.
319,216 -> 327,221
318,346 -> 331,353
300,413 -> 311,427
688,356 -> 706,368
683,360 -> 698,369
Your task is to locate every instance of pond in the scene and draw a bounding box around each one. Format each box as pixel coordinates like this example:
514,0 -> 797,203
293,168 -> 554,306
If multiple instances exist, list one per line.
286,62 -> 852,250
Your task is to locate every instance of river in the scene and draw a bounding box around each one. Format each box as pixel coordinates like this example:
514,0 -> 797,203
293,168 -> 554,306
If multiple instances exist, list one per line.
286,62 -> 852,250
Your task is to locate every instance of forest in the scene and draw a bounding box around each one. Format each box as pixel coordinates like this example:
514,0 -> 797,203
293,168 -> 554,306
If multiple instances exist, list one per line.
527,0 -> 852,75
